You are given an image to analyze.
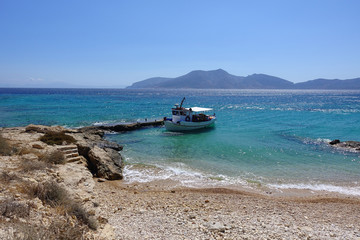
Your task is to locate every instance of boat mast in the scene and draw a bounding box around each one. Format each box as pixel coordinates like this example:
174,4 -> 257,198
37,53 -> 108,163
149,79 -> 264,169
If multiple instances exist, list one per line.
180,97 -> 186,109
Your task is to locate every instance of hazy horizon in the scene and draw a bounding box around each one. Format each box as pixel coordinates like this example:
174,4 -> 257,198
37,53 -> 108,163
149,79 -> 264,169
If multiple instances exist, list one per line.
2,68 -> 360,89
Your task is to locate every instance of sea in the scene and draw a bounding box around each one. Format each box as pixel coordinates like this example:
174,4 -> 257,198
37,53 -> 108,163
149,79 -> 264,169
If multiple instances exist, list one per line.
1,88 -> 360,196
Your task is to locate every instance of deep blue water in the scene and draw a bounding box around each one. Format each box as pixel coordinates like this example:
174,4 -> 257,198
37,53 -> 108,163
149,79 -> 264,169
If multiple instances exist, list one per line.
1,88 -> 360,195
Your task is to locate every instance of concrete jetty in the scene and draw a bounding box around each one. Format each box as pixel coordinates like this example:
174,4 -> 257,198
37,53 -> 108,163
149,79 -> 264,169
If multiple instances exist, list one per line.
80,119 -> 164,133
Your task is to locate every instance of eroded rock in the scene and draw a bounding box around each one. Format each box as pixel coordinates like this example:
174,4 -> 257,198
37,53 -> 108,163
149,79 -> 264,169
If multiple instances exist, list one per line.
71,129 -> 123,180
88,146 -> 123,180
4,125 -> 124,181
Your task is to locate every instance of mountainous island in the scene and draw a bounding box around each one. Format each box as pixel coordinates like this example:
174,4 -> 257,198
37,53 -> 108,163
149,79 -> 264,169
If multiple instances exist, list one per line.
127,69 -> 360,89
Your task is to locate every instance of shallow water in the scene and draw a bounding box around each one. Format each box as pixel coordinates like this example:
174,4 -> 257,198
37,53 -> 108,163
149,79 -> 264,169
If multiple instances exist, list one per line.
1,88 -> 360,195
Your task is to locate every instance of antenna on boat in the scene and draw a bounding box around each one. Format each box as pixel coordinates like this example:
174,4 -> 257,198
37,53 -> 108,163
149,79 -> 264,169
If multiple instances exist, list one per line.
180,97 -> 186,108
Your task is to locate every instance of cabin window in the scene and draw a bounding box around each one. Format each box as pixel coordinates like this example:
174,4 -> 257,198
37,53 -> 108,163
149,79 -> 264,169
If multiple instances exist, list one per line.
172,111 -> 179,115
180,111 -> 186,116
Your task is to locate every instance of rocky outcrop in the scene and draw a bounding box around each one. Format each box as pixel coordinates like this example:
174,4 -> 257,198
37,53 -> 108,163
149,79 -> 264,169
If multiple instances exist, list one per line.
10,124 -> 124,180
71,128 -> 123,180
88,146 -> 123,180
329,139 -> 341,145
329,139 -> 360,152
0,126 -> 117,239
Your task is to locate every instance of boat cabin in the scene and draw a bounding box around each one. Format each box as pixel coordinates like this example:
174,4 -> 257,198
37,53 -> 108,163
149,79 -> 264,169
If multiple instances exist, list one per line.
171,104 -> 213,123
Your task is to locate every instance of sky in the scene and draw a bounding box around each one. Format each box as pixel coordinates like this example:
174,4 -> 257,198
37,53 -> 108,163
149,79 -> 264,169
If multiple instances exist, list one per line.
0,0 -> 359,88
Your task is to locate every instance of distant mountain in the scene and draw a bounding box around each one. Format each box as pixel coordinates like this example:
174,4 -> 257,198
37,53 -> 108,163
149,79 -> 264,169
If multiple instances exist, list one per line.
156,69 -> 241,89
127,69 -> 360,89
294,78 -> 360,89
127,69 -> 294,89
239,74 -> 294,89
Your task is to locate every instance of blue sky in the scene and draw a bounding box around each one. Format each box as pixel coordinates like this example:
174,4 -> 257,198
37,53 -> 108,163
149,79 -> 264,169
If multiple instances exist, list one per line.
0,0 -> 359,87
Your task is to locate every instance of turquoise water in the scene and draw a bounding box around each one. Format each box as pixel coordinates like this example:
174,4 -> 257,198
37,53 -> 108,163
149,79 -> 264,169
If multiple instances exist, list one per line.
1,88 -> 360,195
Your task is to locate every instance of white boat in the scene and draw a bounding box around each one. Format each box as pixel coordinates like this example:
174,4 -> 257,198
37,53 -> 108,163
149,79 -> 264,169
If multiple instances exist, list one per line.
164,98 -> 216,132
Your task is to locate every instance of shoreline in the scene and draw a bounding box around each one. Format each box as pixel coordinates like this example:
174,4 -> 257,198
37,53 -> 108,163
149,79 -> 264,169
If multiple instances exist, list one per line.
94,178 -> 360,239
2,123 -> 359,201
1,124 -> 360,239
99,121 -> 360,200
120,160 -> 360,199
121,165 -> 360,200
117,172 -> 360,202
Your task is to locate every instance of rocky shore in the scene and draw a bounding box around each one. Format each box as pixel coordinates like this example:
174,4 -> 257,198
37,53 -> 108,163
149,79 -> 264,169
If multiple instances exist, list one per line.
0,124 -> 123,239
1,125 -> 360,239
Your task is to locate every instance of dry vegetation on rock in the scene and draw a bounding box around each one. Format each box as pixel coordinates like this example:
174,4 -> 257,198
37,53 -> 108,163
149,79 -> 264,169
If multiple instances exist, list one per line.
40,150 -> 66,165
20,159 -> 50,172
0,171 -> 19,183
40,131 -> 76,145
1,217 -> 86,240
27,181 -> 98,230
0,133 -> 13,156
0,198 -> 30,219
0,126 -> 117,239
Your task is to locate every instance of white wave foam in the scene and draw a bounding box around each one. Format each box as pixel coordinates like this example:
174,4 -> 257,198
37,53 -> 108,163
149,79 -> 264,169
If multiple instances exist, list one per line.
93,121 -> 113,126
310,109 -> 360,114
269,183 -> 360,196
93,120 -> 129,126
220,105 -> 264,110
302,137 -> 332,145
315,138 -> 332,143
123,163 -> 247,188
123,165 -> 173,183
270,107 -> 296,111
123,159 -> 360,196
245,106 -> 264,110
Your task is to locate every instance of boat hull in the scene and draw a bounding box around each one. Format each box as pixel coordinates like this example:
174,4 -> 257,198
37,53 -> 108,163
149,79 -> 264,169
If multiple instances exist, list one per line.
164,118 -> 216,132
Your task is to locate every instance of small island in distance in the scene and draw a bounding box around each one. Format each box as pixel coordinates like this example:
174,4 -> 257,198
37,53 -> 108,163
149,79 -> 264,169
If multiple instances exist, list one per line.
127,69 -> 360,90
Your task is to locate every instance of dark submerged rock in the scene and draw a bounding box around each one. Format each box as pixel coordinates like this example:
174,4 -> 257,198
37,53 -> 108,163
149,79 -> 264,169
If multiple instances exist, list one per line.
96,141 -> 123,151
329,139 -> 360,152
329,139 -> 340,145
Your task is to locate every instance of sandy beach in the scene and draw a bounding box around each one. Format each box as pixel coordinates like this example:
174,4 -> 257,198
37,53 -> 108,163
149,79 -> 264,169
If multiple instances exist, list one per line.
95,179 -> 360,240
